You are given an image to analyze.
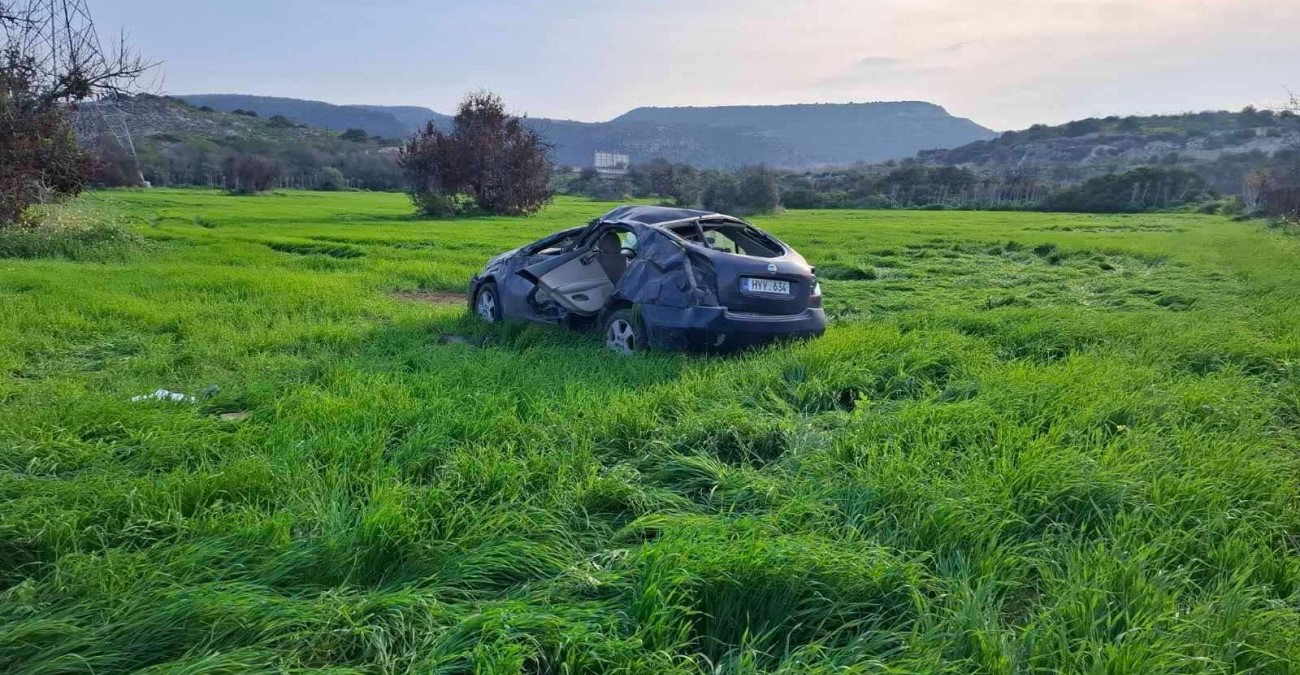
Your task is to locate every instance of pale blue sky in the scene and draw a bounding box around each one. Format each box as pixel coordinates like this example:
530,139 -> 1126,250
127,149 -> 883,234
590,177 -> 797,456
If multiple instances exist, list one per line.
97,0 -> 1300,130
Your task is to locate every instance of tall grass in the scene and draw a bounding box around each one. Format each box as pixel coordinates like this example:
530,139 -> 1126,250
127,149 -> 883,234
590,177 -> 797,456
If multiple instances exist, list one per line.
0,202 -> 142,261
0,190 -> 1297,673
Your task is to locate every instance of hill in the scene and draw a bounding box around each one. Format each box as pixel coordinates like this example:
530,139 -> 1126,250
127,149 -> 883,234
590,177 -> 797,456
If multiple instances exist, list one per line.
616,102 -> 998,165
179,94 -> 422,140
918,109 -> 1300,192
177,95 -> 997,168
80,96 -> 406,190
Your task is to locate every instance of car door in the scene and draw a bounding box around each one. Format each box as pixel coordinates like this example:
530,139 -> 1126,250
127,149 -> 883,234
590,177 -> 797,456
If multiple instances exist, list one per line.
517,234 -> 616,315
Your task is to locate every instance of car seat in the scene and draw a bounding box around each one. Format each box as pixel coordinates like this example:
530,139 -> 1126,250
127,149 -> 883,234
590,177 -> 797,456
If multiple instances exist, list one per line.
597,231 -> 628,282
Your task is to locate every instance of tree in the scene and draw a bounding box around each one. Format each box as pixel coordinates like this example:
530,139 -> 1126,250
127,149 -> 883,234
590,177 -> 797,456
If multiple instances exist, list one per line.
0,1 -> 153,226
1042,167 -> 1211,213
701,171 -> 740,213
316,167 -> 346,191
400,91 -> 552,217
224,154 -> 280,193
647,160 -> 701,207
736,166 -> 780,214
1,48 -> 88,222
340,128 -> 368,142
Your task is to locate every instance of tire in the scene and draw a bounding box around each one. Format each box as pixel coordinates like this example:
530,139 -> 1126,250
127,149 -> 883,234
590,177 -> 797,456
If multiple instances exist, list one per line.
474,282 -> 503,323
603,308 -> 646,356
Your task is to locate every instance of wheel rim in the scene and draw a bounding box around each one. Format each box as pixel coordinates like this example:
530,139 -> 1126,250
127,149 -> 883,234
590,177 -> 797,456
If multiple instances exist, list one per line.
476,289 -> 497,322
606,318 -> 636,355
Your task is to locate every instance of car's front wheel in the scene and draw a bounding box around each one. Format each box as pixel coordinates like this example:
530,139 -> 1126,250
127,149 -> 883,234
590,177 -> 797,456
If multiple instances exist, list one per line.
474,282 -> 502,323
603,308 -> 645,356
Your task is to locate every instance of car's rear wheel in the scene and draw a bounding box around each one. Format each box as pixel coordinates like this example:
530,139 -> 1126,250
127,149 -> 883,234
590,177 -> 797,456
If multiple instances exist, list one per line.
474,282 -> 502,323
604,308 -> 645,356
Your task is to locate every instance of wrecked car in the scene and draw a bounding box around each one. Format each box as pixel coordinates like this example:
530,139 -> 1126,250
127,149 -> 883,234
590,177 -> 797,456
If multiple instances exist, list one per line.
468,205 -> 826,353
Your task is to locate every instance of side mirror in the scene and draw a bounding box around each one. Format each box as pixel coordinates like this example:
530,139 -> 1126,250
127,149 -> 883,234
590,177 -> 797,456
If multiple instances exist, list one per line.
620,247 -> 637,260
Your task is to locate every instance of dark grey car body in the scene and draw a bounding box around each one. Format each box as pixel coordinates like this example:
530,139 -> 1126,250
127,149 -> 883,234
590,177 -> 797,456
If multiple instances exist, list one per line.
468,205 -> 826,351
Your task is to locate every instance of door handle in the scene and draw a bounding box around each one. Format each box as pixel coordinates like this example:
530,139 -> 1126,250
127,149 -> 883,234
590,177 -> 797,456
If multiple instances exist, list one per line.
580,251 -> 597,265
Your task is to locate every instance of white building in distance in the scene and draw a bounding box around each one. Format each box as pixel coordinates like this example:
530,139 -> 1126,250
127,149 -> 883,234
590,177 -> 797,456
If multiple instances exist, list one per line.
594,152 -> 630,180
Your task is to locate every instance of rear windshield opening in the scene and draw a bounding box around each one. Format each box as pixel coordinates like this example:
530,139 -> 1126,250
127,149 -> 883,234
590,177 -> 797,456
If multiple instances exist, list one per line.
669,221 -> 783,258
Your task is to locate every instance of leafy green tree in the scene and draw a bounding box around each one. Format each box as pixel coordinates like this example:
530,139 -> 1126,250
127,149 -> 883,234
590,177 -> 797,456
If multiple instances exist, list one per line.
736,166 -> 780,214
648,160 -> 701,207
701,171 -> 740,213
317,167 -> 346,191
1042,167 -> 1212,213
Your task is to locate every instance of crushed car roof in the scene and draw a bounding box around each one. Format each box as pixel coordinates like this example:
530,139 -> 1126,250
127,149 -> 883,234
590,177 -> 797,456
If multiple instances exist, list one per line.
600,205 -> 739,227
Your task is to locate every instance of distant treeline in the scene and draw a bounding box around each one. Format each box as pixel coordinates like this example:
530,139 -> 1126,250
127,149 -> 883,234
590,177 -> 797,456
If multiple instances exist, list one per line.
89,108 -> 406,192
552,161 -> 1236,215
94,140 -> 405,192
90,101 -> 1294,218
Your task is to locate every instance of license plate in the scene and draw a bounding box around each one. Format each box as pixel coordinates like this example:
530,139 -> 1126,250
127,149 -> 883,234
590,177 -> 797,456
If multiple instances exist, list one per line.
742,277 -> 791,295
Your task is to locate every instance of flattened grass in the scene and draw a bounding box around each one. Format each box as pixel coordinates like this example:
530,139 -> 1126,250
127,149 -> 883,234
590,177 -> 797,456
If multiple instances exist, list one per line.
1,190 -> 1298,673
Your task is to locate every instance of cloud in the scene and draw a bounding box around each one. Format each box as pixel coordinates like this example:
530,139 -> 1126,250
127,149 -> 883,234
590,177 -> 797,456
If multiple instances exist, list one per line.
808,57 -> 949,89
858,56 -> 903,68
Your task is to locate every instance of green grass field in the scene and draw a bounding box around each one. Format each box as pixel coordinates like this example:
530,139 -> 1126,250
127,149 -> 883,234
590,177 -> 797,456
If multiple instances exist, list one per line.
2,189 -> 1298,673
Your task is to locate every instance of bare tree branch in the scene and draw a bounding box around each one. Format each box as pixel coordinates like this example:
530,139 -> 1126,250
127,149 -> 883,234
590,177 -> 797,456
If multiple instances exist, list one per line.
2,1 -> 157,104
2,0 -> 157,225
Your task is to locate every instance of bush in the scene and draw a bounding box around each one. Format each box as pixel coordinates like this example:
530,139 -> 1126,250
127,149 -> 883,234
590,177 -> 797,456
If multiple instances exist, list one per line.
701,171 -> 741,213
400,91 -> 552,217
1,50 -> 90,225
736,166 -> 781,214
1261,187 -> 1300,222
1042,167 -> 1213,213
647,160 -> 701,207
341,128 -> 369,143
0,203 -> 140,260
316,167 -> 346,191
224,155 -> 280,194
582,178 -> 632,202
781,187 -> 823,210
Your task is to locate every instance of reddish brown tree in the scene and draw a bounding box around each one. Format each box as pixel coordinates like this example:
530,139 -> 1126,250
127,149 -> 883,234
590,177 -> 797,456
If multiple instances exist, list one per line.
1,48 -> 88,224
1,2 -> 152,226
223,154 -> 281,194
400,92 -> 552,217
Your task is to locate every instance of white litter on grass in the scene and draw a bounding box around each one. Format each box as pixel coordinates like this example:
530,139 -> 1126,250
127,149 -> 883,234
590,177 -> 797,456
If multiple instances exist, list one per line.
131,389 -> 195,403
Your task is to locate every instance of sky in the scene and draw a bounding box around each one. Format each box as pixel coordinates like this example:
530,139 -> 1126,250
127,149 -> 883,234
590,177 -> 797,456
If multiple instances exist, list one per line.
95,0 -> 1300,131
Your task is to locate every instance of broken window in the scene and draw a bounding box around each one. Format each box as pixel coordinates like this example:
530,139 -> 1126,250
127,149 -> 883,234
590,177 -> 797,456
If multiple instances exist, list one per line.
668,222 -> 782,258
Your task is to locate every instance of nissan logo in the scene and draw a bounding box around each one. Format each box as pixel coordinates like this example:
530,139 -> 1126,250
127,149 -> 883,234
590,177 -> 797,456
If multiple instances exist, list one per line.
766,263 -> 778,274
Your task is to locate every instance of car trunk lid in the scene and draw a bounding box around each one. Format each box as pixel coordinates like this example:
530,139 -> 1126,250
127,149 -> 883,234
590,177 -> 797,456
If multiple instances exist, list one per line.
693,249 -> 815,315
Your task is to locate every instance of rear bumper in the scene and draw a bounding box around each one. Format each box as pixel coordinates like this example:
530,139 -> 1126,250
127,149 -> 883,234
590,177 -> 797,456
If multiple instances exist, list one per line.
641,305 -> 826,352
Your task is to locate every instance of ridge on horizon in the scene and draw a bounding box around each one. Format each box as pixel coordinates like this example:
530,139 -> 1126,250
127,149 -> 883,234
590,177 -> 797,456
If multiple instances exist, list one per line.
176,93 -> 999,168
